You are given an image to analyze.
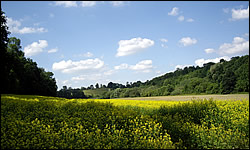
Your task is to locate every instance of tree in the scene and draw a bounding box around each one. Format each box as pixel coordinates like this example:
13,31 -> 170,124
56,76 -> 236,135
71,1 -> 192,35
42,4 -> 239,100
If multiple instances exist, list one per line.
90,85 -> 94,89
1,9 -> 10,93
3,36 -> 57,96
220,70 -> 236,94
95,83 -> 99,89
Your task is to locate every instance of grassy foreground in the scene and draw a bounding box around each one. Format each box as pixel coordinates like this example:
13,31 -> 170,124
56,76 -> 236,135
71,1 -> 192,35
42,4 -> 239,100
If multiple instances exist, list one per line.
1,94 -> 249,149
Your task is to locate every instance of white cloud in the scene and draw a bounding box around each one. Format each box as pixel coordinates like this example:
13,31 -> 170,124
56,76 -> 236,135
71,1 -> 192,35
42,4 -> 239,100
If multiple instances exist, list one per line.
175,64 -> 192,70
71,76 -> 86,81
160,38 -> 168,43
114,63 -> 129,70
186,18 -> 194,22
179,37 -> 197,47
71,69 -> 114,82
161,44 -> 168,48
6,17 -> 47,34
71,74 -> 102,83
129,60 -> 153,73
168,7 -> 179,16
75,52 -> 94,58
168,7 -> 194,22
103,70 -> 115,76
84,52 -> 94,57
114,60 -> 153,73
54,1 -> 77,7
178,15 -> 185,21
19,27 -> 47,34
48,48 -> 58,53
195,56 -> 230,67
80,1 -> 96,7
24,40 -> 48,57
110,1 -> 126,7
204,48 -> 215,54
160,38 -> 168,48
116,37 -> 154,57
52,58 -> 104,73
231,6 -> 249,20
218,37 -> 249,55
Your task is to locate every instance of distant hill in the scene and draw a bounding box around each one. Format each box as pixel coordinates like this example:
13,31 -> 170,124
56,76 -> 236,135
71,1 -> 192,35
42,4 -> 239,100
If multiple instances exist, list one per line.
100,55 -> 249,98
58,55 -> 249,99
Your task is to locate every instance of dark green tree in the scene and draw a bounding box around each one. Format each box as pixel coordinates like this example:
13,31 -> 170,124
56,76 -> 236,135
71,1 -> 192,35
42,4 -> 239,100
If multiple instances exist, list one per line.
1,9 -> 10,93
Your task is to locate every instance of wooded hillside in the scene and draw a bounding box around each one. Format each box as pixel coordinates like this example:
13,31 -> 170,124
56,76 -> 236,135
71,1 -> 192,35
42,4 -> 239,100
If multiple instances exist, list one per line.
77,54 -> 249,99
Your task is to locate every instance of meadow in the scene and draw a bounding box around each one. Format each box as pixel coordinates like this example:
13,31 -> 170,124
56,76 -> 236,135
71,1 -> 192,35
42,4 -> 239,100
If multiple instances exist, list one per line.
1,94 -> 249,149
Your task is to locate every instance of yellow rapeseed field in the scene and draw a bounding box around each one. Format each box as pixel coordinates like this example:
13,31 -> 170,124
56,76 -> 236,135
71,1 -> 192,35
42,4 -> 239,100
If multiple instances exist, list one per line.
1,94 -> 249,149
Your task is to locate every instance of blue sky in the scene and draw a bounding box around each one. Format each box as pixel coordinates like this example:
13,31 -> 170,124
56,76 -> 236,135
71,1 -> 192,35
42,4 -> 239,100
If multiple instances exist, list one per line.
2,1 -> 249,89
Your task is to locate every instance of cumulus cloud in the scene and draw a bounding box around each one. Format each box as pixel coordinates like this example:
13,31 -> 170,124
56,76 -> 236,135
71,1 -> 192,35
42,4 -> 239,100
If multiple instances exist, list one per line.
48,48 -> 58,53
168,7 -> 194,22
231,6 -> 249,20
160,38 -> 168,48
54,1 -> 77,7
71,70 -> 114,82
71,73 -> 102,83
129,60 -> 153,73
168,7 -> 179,16
178,15 -> 185,21
24,40 -> 48,57
114,63 -> 129,70
6,17 -> 47,34
80,1 -> 96,7
160,38 -> 168,43
204,48 -> 215,54
195,56 -> 230,67
218,37 -> 249,55
75,52 -> 94,58
116,37 -> 154,57
52,58 -> 104,73
179,37 -> 197,47
114,60 -> 153,73
71,76 -> 86,81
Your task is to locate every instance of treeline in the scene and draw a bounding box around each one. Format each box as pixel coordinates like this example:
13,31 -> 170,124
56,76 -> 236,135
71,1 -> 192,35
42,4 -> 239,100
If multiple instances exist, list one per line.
75,55 -> 248,99
1,9 -> 57,96
57,86 -> 86,99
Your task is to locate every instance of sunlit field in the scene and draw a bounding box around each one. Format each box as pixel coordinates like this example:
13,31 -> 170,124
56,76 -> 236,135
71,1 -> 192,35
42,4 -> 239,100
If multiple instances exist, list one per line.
1,94 -> 249,149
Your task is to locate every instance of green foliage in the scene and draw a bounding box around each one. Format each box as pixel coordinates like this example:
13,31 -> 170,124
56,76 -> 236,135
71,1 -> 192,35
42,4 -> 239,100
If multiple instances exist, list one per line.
57,86 -> 86,99
1,8 -> 11,94
3,37 -> 58,96
1,10 -> 57,96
